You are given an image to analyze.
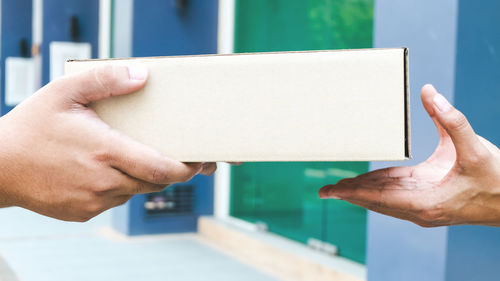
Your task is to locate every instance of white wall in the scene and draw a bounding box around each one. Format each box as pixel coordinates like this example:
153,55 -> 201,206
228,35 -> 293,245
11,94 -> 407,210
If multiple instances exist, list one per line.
98,0 -> 111,58
112,0 -> 133,58
213,0 -> 235,219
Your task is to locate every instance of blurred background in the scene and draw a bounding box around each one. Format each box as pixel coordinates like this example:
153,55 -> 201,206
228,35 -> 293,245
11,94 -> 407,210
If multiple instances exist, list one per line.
0,0 -> 499,281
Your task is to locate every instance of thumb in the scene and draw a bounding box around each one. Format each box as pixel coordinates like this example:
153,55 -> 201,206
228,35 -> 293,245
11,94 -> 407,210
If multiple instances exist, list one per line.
421,84 -> 449,139
54,65 -> 148,105
429,90 -> 487,164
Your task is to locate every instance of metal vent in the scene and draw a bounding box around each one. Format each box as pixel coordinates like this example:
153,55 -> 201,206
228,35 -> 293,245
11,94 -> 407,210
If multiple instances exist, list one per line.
144,185 -> 194,216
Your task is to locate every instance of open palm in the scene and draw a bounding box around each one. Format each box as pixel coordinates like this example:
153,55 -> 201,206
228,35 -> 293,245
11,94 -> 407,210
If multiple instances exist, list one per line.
319,85 -> 500,227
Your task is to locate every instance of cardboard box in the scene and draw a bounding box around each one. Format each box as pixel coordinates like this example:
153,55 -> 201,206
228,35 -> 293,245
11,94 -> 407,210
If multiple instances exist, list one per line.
65,48 -> 410,162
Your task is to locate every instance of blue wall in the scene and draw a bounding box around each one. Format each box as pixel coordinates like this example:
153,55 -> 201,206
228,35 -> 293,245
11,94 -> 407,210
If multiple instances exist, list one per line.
41,0 -> 99,85
0,0 -> 32,115
132,0 -> 218,56
370,0 -> 500,280
445,0 -> 500,280
369,1 -> 458,280
123,177 -> 215,236
454,0 -> 500,146
446,226 -> 500,281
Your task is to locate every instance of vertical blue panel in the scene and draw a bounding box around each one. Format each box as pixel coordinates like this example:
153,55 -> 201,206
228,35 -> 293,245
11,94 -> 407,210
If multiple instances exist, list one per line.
453,0 -> 500,146
112,0 -> 218,235
369,1 -> 459,280
132,0 -> 218,56
0,0 -> 32,115
446,0 -> 500,280
125,176 -> 214,236
41,0 -> 99,85
446,226 -> 500,280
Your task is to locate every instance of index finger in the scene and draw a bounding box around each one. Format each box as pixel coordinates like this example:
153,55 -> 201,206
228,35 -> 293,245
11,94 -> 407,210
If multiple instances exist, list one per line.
103,131 -> 202,185
319,176 -> 435,213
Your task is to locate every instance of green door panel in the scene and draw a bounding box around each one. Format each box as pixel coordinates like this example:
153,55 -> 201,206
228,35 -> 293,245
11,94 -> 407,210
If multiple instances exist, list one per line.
231,162 -> 369,263
231,0 -> 374,264
234,0 -> 373,52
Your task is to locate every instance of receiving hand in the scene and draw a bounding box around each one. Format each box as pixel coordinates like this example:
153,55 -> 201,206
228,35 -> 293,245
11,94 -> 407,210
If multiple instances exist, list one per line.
319,84 -> 500,227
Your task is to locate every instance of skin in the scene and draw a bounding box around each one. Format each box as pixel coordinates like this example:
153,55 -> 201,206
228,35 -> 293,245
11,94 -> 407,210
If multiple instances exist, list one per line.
319,84 -> 500,227
0,65 -> 216,222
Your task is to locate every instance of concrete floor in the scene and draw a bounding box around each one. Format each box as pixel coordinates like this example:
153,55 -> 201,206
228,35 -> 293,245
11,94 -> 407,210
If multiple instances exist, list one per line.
0,207 -> 279,281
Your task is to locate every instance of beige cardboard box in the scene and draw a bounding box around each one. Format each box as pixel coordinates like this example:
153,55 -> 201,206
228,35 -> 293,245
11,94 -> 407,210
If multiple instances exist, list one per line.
65,48 -> 410,162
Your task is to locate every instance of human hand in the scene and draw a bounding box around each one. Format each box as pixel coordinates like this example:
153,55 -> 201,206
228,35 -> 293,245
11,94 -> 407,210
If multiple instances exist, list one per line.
319,84 -> 500,227
0,65 -> 215,222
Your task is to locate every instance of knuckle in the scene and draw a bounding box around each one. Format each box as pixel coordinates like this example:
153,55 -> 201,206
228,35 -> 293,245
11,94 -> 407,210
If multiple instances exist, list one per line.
150,166 -> 169,184
448,111 -> 469,132
93,149 -> 114,164
83,201 -> 106,219
464,149 -> 491,167
134,181 -> 148,194
93,65 -> 117,96
91,179 -> 117,195
86,201 -> 103,214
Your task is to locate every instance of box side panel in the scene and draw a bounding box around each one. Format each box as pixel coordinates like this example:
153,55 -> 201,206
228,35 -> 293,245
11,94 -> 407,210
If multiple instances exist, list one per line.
65,49 -> 406,161
404,48 -> 411,158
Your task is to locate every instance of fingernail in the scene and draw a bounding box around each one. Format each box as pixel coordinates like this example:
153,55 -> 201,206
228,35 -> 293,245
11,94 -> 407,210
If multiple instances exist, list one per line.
323,194 -> 341,200
423,84 -> 437,93
128,65 -> 148,81
319,187 -> 341,200
433,94 -> 452,113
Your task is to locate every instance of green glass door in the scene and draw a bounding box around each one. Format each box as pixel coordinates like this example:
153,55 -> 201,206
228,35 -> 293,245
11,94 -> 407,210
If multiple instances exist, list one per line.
230,0 -> 374,264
